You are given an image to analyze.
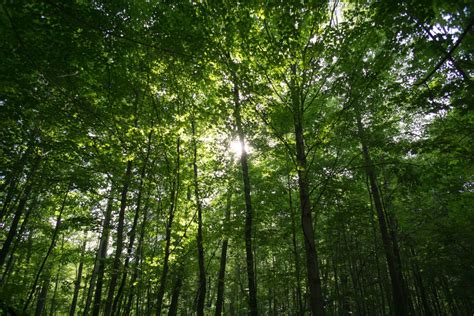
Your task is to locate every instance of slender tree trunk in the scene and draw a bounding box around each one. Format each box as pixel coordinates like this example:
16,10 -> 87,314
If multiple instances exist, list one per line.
409,246 -> 430,316
0,138 -> 34,221
1,195 -> 39,284
156,139 -> 181,316
49,236 -> 65,316
366,177 -> 388,315
0,177 -> 19,223
83,246 -> 99,315
192,119 -> 207,316
382,177 -> 414,313
49,260 -> 61,316
232,77 -> 258,316
23,190 -> 68,312
34,272 -> 51,316
168,269 -> 184,316
113,130 -> 152,314
355,114 -> 409,316
0,157 -> 40,269
104,160 -> 133,316
92,185 -> 115,316
70,239 -> 87,316
288,173 -> 304,316
215,182 -> 233,316
80,271 -> 90,310
124,201 -> 150,316
290,65 -> 325,316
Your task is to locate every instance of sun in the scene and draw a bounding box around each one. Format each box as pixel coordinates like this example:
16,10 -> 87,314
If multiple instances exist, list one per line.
230,140 -> 243,156
229,139 -> 250,157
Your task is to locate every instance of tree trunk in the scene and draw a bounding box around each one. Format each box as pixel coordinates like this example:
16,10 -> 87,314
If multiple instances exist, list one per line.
23,190 -> 68,312
168,269 -> 184,316
92,185 -> 115,316
34,273 -> 51,316
104,160 -> 133,316
232,77 -> 258,316
156,139 -> 181,316
366,176 -> 389,315
0,157 -> 40,269
113,130 -> 153,314
70,239 -> 87,316
215,182 -> 233,316
124,200 -> 150,316
288,173 -> 304,316
192,119 -> 207,316
0,138 -> 34,222
290,65 -> 325,316
83,245 -> 99,315
355,114 -> 409,316
49,258 -> 61,316
410,246 -> 430,316
1,195 -> 39,284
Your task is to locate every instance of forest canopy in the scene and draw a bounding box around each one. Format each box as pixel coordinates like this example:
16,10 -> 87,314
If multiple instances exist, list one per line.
0,0 -> 473,315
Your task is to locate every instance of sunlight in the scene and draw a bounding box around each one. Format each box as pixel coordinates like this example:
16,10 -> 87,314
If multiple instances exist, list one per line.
229,139 -> 250,157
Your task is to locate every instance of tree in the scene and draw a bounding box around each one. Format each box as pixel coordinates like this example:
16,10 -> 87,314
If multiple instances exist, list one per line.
1,1 -> 472,315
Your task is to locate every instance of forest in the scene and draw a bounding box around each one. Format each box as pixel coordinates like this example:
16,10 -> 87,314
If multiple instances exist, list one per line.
0,0 -> 473,315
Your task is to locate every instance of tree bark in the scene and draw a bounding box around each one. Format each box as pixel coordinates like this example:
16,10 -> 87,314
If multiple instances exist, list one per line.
23,190 -> 68,312
112,130 -> 153,314
168,269 -> 184,316
215,182 -> 232,316
83,244 -> 99,315
232,78 -> 258,316
356,114 -> 409,316
104,160 -> 133,316
124,200 -> 150,316
92,185 -> 115,316
49,248 -> 62,316
34,273 -> 51,316
288,173 -> 304,316
0,157 -> 40,269
192,119 -> 207,316
290,65 -> 325,316
1,195 -> 39,284
70,239 -> 87,316
0,138 -> 34,222
156,139 -> 181,316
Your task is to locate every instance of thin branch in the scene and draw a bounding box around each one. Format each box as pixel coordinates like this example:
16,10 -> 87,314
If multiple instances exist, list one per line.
416,18 -> 473,86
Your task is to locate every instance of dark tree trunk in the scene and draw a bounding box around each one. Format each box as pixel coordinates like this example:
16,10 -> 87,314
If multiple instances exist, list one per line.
366,177 -> 389,315
0,157 -> 40,269
0,138 -> 34,222
1,195 -> 39,284
356,115 -> 409,316
156,139 -> 181,316
168,270 -> 184,316
49,258 -> 61,316
410,247 -> 430,316
34,273 -> 51,316
288,173 -> 304,316
83,245 -> 99,315
215,183 -> 232,316
104,160 -> 133,316
92,185 -> 115,316
49,237 -> 65,316
232,77 -> 258,316
70,239 -> 87,316
290,66 -> 325,316
124,201 -> 150,316
192,119 -> 207,316
113,130 -> 152,314
23,190 -> 68,312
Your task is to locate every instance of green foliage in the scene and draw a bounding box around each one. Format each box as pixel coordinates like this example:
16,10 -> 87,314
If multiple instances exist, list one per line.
0,0 -> 472,315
